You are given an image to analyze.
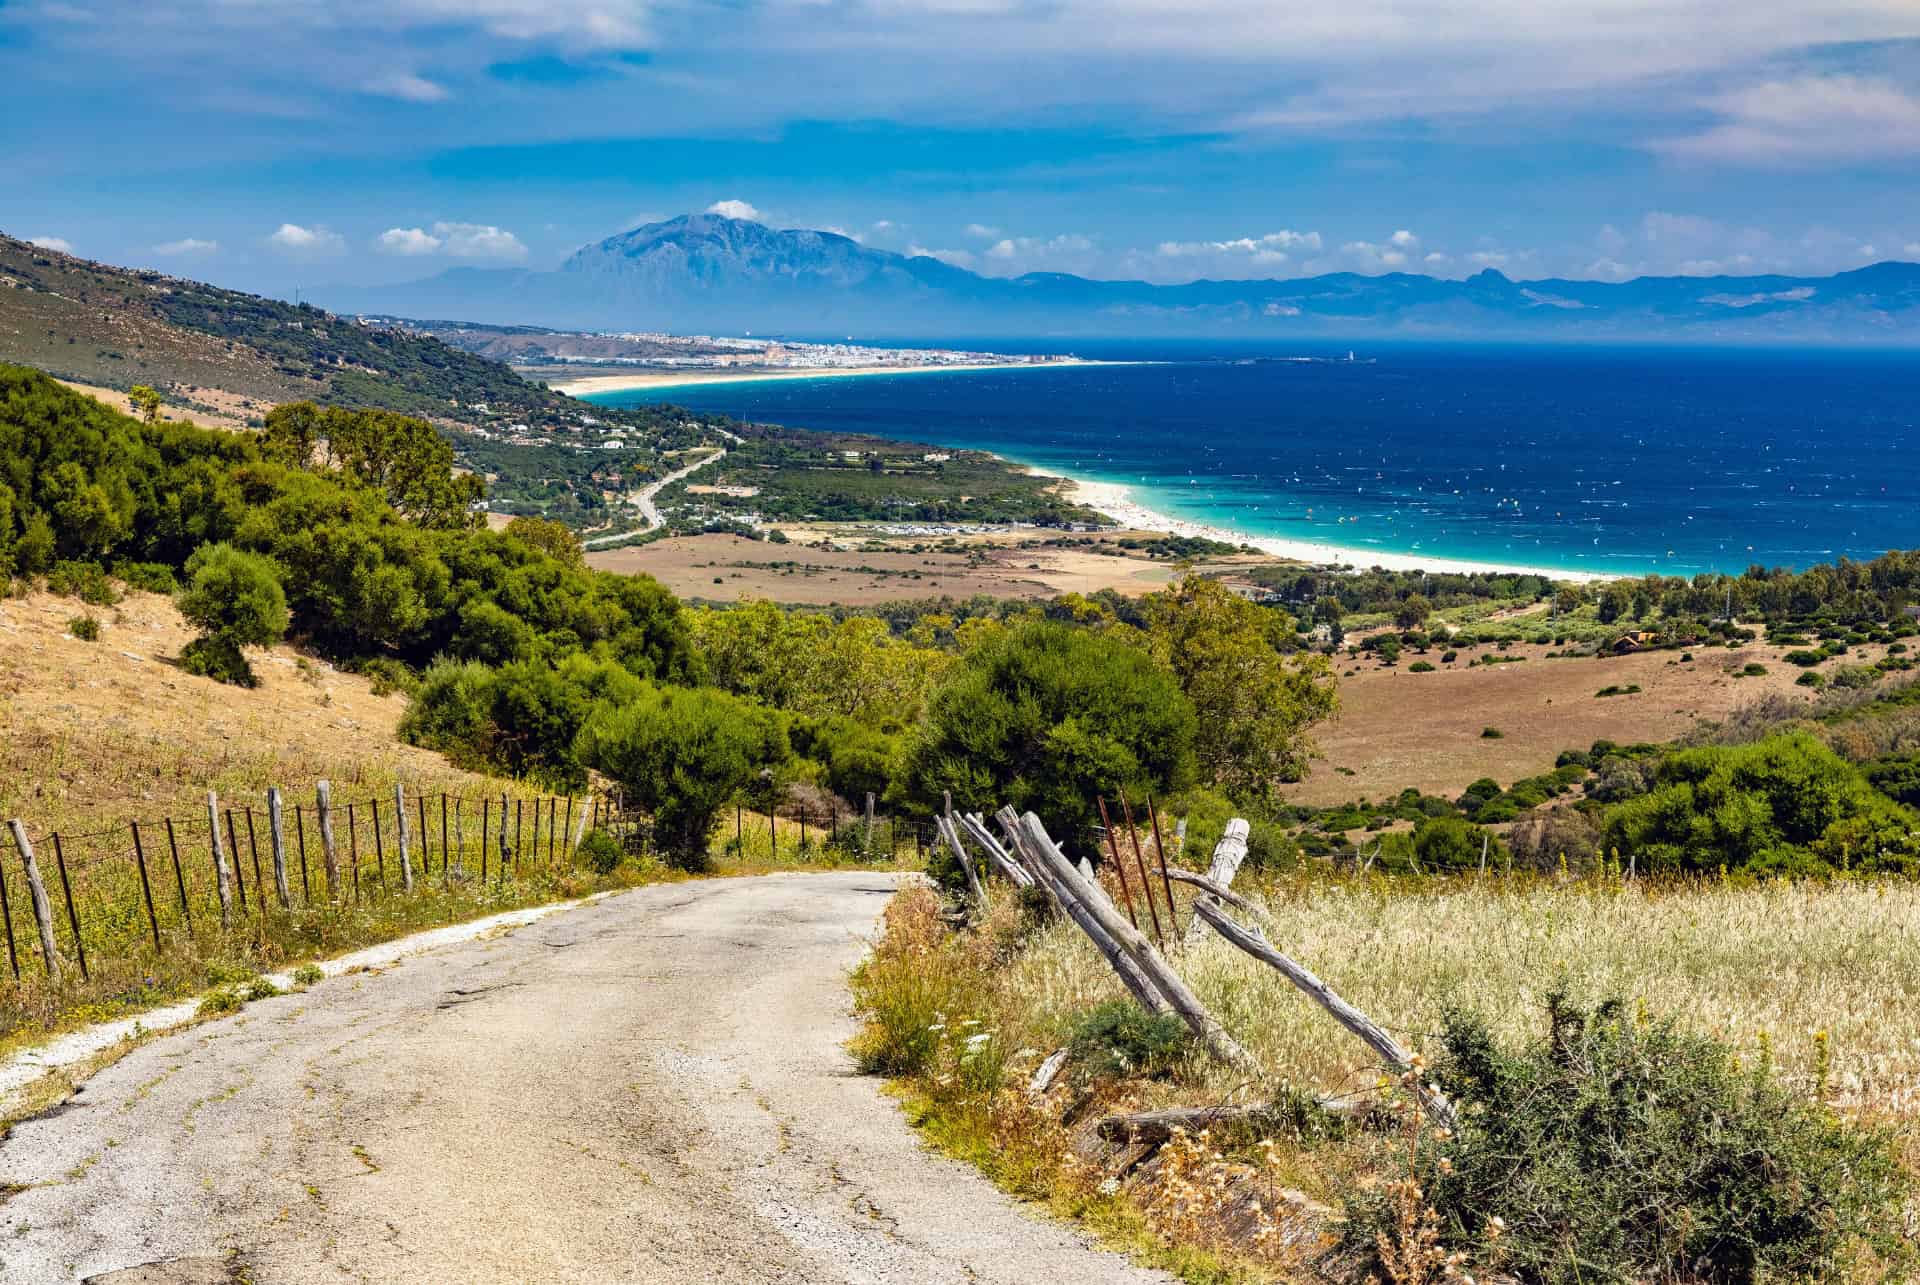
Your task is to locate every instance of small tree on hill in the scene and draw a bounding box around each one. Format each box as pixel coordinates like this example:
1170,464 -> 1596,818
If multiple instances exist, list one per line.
174,543 -> 288,686
127,385 -> 162,424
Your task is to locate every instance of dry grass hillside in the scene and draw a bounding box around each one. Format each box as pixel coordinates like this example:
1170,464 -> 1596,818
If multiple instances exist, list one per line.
0,588 -> 477,837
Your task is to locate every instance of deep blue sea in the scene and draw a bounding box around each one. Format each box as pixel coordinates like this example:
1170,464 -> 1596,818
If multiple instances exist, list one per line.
588,342 -> 1920,577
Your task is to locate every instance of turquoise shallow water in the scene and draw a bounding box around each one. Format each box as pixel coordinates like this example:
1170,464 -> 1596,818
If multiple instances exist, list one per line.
588,342 -> 1920,577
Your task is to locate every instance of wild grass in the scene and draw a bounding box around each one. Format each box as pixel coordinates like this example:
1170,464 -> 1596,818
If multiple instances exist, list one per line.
854,870 -> 1920,1280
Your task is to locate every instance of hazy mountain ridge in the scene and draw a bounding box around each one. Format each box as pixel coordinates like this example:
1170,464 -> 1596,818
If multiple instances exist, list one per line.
342,214 -> 1920,341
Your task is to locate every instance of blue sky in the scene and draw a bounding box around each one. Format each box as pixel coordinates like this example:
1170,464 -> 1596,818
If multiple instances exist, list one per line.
3,1 -> 1918,299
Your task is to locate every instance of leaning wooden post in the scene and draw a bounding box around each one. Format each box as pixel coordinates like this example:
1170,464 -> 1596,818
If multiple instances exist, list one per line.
938,810 -> 985,907
1018,811 -> 1257,1072
993,807 -> 1171,1016
956,813 -> 1033,888
315,780 -> 341,902
393,782 -> 415,893
206,791 -> 233,929
1189,897 -> 1456,1129
570,796 -> 590,860
863,792 -> 876,854
8,820 -> 62,982
1184,818 -> 1250,946
266,788 -> 292,909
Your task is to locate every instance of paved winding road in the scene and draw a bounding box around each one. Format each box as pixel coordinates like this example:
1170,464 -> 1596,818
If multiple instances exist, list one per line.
0,873 -> 1169,1284
582,447 -> 725,547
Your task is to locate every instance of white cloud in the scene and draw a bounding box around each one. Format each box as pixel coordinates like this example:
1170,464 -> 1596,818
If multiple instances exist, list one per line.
1341,237 -> 1414,269
1156,230 -> 1322,259
1655,75 -> 1920,165
153,237 -> 218,256
1907,242 -> 1920,258
267,223 -> 346,257
434,221 -> 527,260
706,199 -> 761,222
362,72 -> 451,103
978,232 -> 1098,275
1582,257 -> 1636,281
1389,229 -> 1418,248
910,244 -> 977,268
27,236 -> 73,253
964,223 -> 1000,239
1423,251 -> 1450,265
376,227 -> 444,255
1858,244 -> 1879,258
376,221 -> 527,260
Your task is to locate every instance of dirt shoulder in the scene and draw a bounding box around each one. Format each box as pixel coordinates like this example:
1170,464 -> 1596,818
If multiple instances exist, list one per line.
0,873 -> 1170,1284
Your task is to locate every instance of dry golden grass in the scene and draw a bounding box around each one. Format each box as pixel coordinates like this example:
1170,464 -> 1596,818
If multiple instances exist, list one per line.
1004,871 -> 1920,1148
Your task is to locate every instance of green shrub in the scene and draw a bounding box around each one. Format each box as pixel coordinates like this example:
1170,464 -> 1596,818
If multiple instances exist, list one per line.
1440,649 -> 1457,663
1347,993 -> 1910,1284
47,559 -> 120,605
1409,660 -> 1436,672
1797,670 -> 1826,688
197,988 -> 242,1016
1740,662 -> 1768,676
356,656 -> 419,698
290,963 -> 324,987
576,827 -> 623,875
1783,649 -> 1824,667
1480,726 -> 1504,739
110,560 -> 180,594
67,614 -> 99,641
175,543 -> 288,686
239,976 -> 282,1002
1065,999 -> 1193,1082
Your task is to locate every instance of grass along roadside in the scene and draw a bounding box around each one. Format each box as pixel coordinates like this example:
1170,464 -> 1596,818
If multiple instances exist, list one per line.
851,873 -> 1920,1281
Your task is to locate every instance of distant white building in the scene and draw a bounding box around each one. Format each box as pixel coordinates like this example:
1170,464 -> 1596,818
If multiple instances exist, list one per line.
922,452 -> 951,463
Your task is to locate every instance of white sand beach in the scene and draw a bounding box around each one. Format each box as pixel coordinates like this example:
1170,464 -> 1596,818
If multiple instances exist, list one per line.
1061,476 -> 1614,583
554,358 -> 1111,397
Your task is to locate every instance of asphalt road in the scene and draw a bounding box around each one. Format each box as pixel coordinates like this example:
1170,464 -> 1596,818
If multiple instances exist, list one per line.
0,872 -> 1169,1284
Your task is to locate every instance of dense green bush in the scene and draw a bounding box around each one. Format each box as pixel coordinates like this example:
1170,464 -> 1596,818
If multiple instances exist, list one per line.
67,613 -> 99,641
1602,732 -> 1920,874
401,653 -> 646,790
1065,1000 -> 1193,1082
896,621 -> 1197,859
575,828 -> 623,875
1347,993 -> 1910,1284
577,684 -> 789,869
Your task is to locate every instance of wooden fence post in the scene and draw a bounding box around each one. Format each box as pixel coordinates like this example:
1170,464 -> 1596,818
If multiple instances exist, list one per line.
393,782 -> 415,893
1184,818 -> 1250,946
294,805 -> 310,903
49,834 -> 87,980
267,788 -> 292,908
420,792 -> 432,880
8,820 -> 62,982
452,796 -> 464,883
570,796 -> 589,860
315,780 -> 341,901
864,792 -> 876,853
207,791 -> 233,929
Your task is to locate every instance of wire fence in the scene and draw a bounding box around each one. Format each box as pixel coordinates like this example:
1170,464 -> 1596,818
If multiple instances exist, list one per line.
1,782 -> 937,992
1,779 -> 607,987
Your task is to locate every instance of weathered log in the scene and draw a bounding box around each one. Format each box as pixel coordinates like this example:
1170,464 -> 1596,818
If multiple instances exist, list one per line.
1164,867 -> 1274,924
266,787 -> 292,908
1185,818 -> 1250,945
8,820 -> 62,981
1028,1047 -> 1070,1097
1096,1104 -> 1284,1145
955,812 -> 1032,888
936,811 -> 985,907
1189,898 -> 1455,1128
315,780 -> 341,900
993,807 -> 1171,1016
393,782 -> 415,893
207,790 -> 233,928
1016,810 -> 1257,1072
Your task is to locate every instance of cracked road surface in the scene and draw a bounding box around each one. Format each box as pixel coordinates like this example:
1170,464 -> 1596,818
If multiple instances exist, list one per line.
0,873 -> 1170,1284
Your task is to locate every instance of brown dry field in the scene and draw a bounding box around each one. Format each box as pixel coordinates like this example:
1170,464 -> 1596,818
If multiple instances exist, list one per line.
585,530 -> 1220,604
0,589 -> 484,834
1283,634 -> 1892,806
54,379 -> 260,432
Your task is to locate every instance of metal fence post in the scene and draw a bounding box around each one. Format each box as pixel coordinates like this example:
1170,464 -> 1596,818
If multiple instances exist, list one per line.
130,821 -> 162,951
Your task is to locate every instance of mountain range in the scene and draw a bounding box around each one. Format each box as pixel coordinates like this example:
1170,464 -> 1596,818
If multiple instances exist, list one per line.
338,213 -> 1920,342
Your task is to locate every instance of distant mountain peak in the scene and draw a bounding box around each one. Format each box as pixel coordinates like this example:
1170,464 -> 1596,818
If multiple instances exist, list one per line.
342,213 -> 1920,342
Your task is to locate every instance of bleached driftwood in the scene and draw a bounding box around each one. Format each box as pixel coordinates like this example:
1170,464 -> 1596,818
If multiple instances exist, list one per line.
1014,810 -> 1257,1073
1184,818 -> 1250,945
1189,898 -> 1455,1128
